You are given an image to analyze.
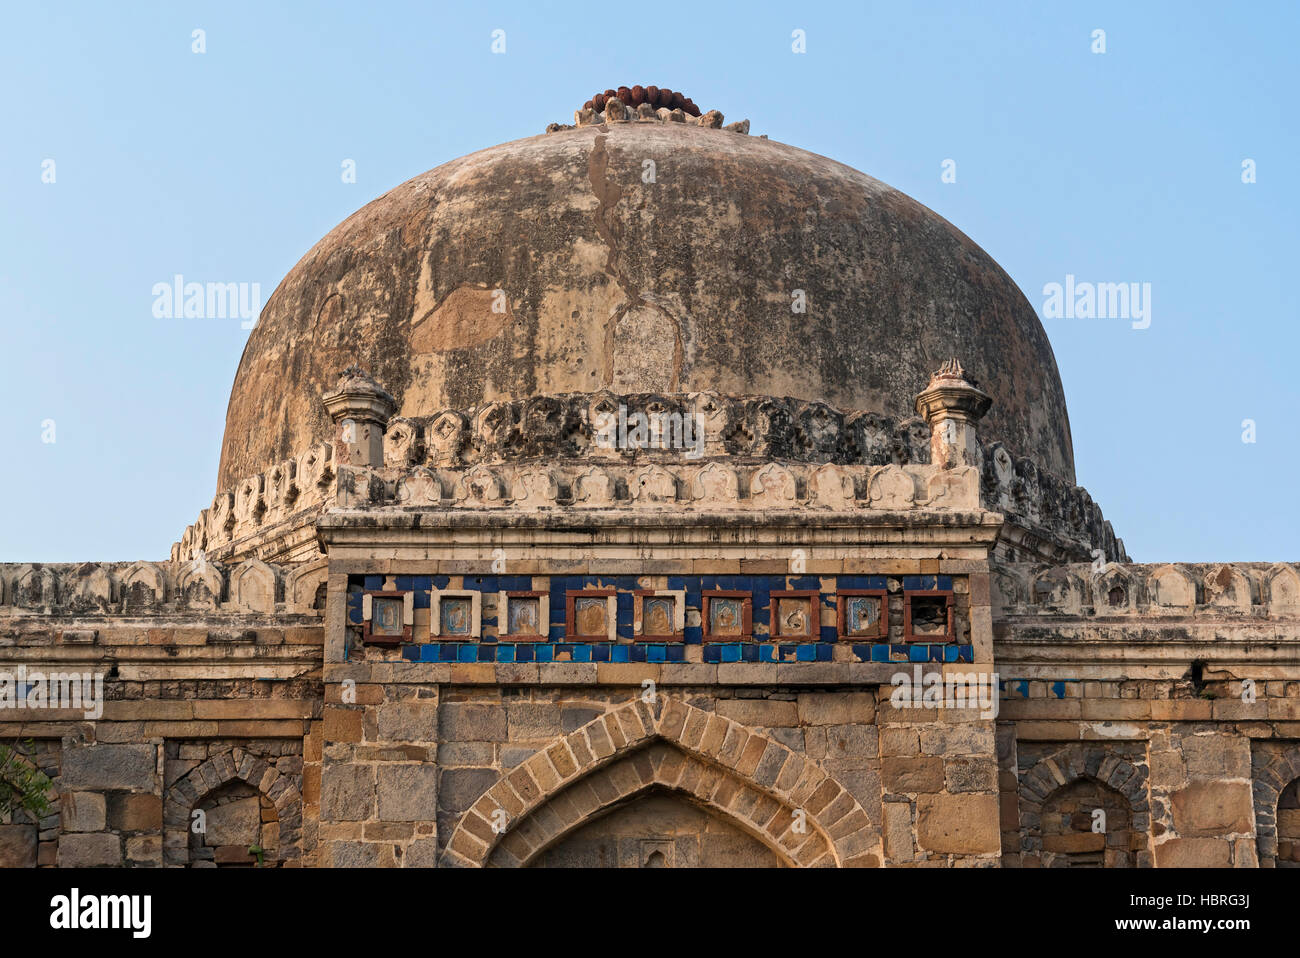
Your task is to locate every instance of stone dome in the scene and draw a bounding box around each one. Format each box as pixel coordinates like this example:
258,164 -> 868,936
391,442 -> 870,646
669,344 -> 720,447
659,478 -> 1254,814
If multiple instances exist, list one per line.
217,118 -> 1075,491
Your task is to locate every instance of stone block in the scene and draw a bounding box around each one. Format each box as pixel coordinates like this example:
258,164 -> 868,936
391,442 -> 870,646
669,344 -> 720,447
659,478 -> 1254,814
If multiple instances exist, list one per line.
107,792 -> 163,831
715,698 -> 800,727
320,765 -> 374,821
377,765 -> 439,821
205,796 -> 262,845
0,824 -> 37,867
63,791 -> 106,832
1170,782 -> 1253,837
331,841 -> 396,867
915,793 -> 1000,854
61,744 -> 156,790
882,757 -> 944,793
439,704 -> 507,742
439,767 -> 499,813
59,832 -> 122,867
506,703 -> 564,739
125,834 -> 162,865
1154,836 -> 1232,867
796,692 -> 875,726
883,802 -> 913,862
376,702 -> 438,742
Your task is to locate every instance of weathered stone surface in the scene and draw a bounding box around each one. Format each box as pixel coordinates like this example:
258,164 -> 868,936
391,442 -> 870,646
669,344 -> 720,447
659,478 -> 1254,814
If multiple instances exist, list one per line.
1170,783 -> 1254,838
321,765 -> 374,821
377,765 -> 439,821
63,791 -> 106,832
61,745 -> 156,790
205,796 -> 263,845
218,123 -> 1077,488
1154,837 -> 1232,868
882,757 -> 944,793
107,792 -> 162,831
439,767 -> 499,813
439,704 -> 507,742
0,824 -> 37,867
59,832 -> 122,867
916,793 -> 1000,854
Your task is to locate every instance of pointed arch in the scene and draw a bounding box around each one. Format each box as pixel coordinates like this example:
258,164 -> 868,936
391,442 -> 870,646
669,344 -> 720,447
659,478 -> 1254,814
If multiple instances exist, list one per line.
441,696 -> 880,868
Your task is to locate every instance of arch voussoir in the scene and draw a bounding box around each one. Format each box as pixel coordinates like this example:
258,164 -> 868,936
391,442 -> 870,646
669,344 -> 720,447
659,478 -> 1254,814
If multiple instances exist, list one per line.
442,695 -> 880,868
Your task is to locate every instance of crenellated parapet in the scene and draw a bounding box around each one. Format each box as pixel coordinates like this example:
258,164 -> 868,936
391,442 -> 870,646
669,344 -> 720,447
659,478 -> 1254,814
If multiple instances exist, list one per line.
175,368 -> 1129,567
0,556 -> 328,619
993,561 -> 1300,619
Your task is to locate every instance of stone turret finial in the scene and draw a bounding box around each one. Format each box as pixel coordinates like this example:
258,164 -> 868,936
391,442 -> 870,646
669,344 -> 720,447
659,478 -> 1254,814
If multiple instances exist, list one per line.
322,366 -> 397,468
914,358 -> 992,470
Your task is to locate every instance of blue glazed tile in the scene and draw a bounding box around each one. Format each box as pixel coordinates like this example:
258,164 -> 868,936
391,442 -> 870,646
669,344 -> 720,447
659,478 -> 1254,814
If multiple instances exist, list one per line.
470,575 -> 497,592
871,644 -> 889,662
347,607 -> 362,625
796,644 -> 816,662
944,645 -> 960,662
1052,681 -> 1066,699
433,575 -> 450,590
591,644 -> 611,662
720,644 -> 741,663
929,645 -> 943,662
515,645 -> 534,663
666,644 -> 685,663
684,626 -> 703,645
787,575 -> 820,591
498,645 -> 516,663
480,632 -> 497,644
779,644 -> 798,662
402,645 -> 421,661
630,644 -> 648,663
741,643 -> 759,663
364,575 -> 383,591
937,576 -> 952,590
816,644 -> 833,662
908,645 -> 929,662
611,644 -> 630,663
820,625 -> 838,643
959,646 -> 974,663
902,575 -> 921,591
703,645 -> 721,663
685,592 -> 702,610
617,592 -> 633,613
456,645 -> 476,663
647,644 -> 667,663
477,645 -> 494,663
549,604 -> 566,624
616,624 -> 633,642
536,644 -> 554,663
548,625 -> 565,642
667,576 -> 689,592
890,644 -> 909,661
697,576 -> 717,591
572,644 -> 591,662
413,575 -> 432,592
414,591 -> 431,610
395,576 -> 414,592
758,643 -> 775,663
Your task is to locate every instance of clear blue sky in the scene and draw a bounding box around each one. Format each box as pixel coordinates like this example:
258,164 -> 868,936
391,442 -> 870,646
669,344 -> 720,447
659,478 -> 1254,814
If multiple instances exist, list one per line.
1,1 -> 1295,563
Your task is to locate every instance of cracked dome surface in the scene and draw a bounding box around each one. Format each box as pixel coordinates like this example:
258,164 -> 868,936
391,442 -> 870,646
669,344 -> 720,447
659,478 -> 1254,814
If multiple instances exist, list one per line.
217,122 -> 1075,491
